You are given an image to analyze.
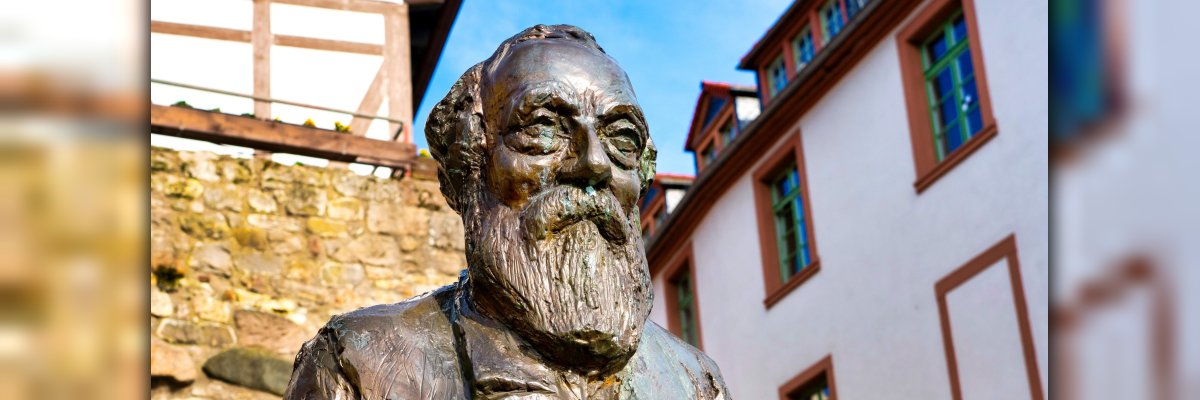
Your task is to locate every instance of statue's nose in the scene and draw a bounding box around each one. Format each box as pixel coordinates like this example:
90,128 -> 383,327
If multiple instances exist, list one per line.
559,124 -> 613,188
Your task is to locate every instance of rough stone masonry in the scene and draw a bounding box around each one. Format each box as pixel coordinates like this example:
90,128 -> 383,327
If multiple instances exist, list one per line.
149,147 -> 465,399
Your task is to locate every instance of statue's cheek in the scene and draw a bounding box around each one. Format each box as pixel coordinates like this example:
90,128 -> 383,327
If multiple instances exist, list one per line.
487,145 -> 561,209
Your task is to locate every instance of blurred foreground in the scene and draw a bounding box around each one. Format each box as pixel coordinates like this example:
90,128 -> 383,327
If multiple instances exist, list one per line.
0,0 -> 1198,398
1052,0 -> 1200,398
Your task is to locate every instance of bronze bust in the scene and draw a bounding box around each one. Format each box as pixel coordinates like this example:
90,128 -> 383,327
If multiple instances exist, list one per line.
284,24 -> 730,399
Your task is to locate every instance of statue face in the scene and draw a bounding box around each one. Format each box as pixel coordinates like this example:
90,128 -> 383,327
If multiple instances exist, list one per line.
481,40 -> 647,217
461,39 -> 654,375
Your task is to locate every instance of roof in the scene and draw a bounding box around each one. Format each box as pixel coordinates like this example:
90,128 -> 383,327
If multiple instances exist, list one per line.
409,0 -> 463,111
654,173 -> 695,187
737,0 -> 815,70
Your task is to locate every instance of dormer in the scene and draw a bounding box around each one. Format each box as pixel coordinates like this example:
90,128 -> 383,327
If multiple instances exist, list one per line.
684,81 -> 761,174
639,173 -> 695,244
740,0 -> 873,106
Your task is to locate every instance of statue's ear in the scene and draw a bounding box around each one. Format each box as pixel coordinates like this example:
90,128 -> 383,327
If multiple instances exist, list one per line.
426,66 -> 484,214
638,136 -> 657,200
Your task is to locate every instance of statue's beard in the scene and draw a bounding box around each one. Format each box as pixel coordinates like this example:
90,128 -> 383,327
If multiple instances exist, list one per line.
464,184 -> 652,376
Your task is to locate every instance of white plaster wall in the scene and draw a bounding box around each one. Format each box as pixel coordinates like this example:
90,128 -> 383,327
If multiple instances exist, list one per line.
676,0 -> 1048,398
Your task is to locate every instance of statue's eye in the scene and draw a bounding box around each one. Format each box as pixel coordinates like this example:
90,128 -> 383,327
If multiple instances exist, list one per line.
505,111 -> 565,155
602,119 -> 642,168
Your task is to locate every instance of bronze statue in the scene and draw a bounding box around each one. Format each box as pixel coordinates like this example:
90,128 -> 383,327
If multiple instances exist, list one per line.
284,24 -> 730,399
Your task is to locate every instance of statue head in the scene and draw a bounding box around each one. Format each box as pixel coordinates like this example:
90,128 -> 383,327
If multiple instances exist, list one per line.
425,24 -> 657,375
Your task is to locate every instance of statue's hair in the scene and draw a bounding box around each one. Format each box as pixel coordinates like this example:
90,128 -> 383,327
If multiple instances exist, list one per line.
424,24 -> 656,215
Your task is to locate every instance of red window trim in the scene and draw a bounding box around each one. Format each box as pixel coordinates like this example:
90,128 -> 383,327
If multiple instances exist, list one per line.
661,243 -> 703,350
752,131 -> 821,309
934,234 -> 1044,400
896,0 -> 998,193
778,355 -> 838,400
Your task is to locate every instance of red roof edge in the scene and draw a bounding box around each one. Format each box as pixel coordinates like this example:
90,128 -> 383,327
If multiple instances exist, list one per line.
655,172 -> 695,182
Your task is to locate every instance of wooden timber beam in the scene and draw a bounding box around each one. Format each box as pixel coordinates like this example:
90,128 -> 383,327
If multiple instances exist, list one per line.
252,0 -> 272,118
272,0 -> 446,14
150,104 -> 415,168
151,21 -> 383,56
348,66 -> 386,136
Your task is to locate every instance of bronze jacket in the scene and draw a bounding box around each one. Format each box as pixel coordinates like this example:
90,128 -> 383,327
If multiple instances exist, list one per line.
283,280 -> 731,399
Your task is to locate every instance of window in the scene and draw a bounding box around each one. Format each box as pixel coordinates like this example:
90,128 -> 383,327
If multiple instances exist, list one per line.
923,12 -> 979,161
699,144 -> 717,169
787,377 -> 830,400
770,165 -> 812,281
718,117 -> 738,147
701,97 -> 727,129
779,356 -> 837,400
654,206 -> 668,228
662,246 -> 702,349
753,133 -> 820,308
766,55 -> 788,96
897,0 -> 996,193
820,0 -> 846,43
845,0 -> 868,20
671,269 -> 700,347
792,26 -> 816,72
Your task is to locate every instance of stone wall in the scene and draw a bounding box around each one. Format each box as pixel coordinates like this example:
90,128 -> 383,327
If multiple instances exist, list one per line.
149,147 -> 465,399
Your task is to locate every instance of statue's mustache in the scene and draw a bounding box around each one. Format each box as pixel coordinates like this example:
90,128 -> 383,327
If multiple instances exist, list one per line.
518,185 -> 628,245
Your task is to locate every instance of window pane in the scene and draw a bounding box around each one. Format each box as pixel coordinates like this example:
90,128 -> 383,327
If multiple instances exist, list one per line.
953,14 -> 968,44
927,33 -> 949,62
943,122 -> 963,154
966,106 -> 983,136
957,48 -> 974,79
961,77 -> 978,112
933,68 -> 954,99
938,97 -> 958,129
847,0 -> 864,19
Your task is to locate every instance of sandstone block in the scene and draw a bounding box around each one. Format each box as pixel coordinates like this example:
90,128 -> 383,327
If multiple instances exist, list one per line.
202,183 -> 243,212
234,252 -> 282,275
191,242 -> 233,275
232,227 -> 269,250
181,152 -> 221,182
331,171 -> 372,197
150,286 -> 174,317
429,212 -> 465,250
320,262 -> 365,286
281,186 -> 327,216
305,217 -> 347,237
247,189 -> 277,213
327,197 -> 363,220
165,178 -> 204,200
233,310 -> 310,357
150,149 -> 179,172
157,319 -> 235,347
367,203 -> 426,236
179,213 -> 229,240
220,158 -> 255,183
150,337 -> 196,383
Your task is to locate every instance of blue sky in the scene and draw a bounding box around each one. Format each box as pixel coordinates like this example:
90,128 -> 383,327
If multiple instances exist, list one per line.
412,0 -> 793,176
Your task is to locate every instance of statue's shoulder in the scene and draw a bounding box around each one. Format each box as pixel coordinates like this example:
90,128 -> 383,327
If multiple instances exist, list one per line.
296,284 -> 466,399
626,322 -> 732,399
322,285 -> 457,346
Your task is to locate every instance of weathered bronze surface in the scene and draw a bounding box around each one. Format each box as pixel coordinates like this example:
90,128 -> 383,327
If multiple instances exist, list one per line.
284,24 -> 730,399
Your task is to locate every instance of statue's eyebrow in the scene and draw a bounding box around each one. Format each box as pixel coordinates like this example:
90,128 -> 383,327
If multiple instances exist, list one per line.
599,103 -> 648,141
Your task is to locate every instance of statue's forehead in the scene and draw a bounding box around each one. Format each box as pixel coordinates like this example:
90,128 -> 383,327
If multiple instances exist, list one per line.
484,41 -> 636,109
